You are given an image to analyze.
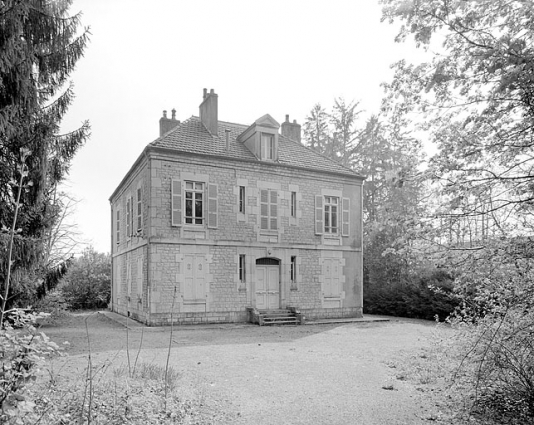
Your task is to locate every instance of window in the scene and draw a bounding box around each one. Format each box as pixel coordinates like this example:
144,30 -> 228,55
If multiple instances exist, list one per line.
260,189 -> 278,231
261,133 -> 274,160
291,191 -> 297,217
239,186 -> 245,213
239,254 -> 246,283
185,181 -> 204,225
290,256 -> 297,286
116,209 -> 120,245
136,187 -> 142,233
324,196 -> 338,234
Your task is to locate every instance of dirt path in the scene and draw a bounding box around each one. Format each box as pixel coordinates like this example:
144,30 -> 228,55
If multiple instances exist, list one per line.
42,313 -> 448,424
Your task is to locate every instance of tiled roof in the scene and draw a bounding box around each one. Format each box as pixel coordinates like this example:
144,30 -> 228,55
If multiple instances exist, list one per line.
150,116 -> 361,178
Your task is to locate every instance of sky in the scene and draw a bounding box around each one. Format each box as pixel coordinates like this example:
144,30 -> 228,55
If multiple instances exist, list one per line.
60,0 -> 426,254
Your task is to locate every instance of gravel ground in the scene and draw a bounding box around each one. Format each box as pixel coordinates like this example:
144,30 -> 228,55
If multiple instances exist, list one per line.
41,312 -> 449,424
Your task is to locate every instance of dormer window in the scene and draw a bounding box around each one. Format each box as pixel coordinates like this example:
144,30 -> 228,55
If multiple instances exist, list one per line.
261,133 -> 274,160
237,114 -> 280,162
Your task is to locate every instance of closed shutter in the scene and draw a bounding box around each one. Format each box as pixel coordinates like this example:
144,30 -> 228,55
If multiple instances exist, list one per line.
260,189 -> 269,230
315,195 -> 324,235
171,179 -> 182,227
270,190 -> 278,230
126,198 -> 131,237
207,183 -> 218,228
342,197 -> 350,237
137,187 -> 142,232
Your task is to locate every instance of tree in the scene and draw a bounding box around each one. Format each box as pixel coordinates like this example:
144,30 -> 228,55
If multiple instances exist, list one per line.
59,247 -> 111,309
381,0 -> 534,419
381,0 -> 534,227
303,103 -> 329,154
0,0 -> 90,312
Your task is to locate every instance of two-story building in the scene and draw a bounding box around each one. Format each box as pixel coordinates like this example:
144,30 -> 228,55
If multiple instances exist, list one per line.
109,89 -> 364,325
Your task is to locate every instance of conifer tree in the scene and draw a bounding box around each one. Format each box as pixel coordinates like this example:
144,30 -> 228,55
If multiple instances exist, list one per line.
0,0 -> 90,309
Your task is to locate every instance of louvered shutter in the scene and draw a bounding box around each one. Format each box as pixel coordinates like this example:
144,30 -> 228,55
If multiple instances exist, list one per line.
171,179 -> 182,226
315,195 -> 324,235
126,198 -> 131,237
137,188 -> 142,232
260,189 -> 269,230
342,197 -> 350,237
207,183 -> 218,228
270,190 -> 278,230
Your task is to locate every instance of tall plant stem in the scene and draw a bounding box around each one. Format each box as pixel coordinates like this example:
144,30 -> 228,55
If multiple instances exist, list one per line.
164,286 -> 177,410
0,164 -> 26,327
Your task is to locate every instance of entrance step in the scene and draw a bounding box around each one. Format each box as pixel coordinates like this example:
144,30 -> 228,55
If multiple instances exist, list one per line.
246,307 -> 305,326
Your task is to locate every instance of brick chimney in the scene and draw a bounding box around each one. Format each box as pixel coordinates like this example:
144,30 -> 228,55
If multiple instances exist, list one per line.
199,88 -> 218,136
159,108 -> 180,136
281,114 -> 301,143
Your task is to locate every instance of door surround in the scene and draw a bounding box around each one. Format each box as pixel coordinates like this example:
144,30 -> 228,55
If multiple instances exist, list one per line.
255,257 -> 281,310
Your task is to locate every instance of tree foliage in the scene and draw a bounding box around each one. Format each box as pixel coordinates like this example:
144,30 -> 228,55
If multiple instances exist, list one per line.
380,0 -> 534,420
59,247 -> 110,310
0,0 -> 90,310
381,0 -> 534,225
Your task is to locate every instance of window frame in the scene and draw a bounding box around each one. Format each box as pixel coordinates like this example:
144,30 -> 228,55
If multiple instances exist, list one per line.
184,181 -> 205,225
239,186 -> 246,213
324,196 -> 339,234
260,132 -> 274,160
291,191 -> 297,217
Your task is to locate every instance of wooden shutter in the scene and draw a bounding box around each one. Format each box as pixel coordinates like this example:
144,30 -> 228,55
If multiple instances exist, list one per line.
270,190 -> 278,230
126,198 -> 131,237
171,179 -> 182,227
342,197 -> 350,237
137,187 -> 142,232
260,189 -> 269,230
207,183 -> 218,228
315,195 -> 324,235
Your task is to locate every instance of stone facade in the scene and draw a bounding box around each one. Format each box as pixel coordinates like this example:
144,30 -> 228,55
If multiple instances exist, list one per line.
110,90 -> 364,325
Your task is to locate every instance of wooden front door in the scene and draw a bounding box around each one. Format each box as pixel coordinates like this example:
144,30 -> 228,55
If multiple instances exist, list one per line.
255,265 -> 280,310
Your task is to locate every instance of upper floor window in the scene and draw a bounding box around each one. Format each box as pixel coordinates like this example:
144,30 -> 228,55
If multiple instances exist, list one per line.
324,196 -> 338,234
185,181 -> 204,225
315,195 -> 350,237
291,191 -> 297,217
116,209 -> 120,245
172,179 -> 218,229
260,189 -> 278,231
261,133 -> 274,160
239,186 -> 245,213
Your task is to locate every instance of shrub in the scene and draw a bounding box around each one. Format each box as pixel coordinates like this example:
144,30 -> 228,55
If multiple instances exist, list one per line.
364,268 -> 459,320
0,309 -> 61,422
59,247 -> 111,310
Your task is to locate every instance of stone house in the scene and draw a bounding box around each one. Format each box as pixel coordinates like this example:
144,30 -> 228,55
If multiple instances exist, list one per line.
109,89 -> 364,325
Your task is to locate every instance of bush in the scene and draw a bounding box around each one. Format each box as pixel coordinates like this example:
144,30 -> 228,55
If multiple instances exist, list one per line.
59,247 -> 111,310
364,268 -> 459,320
0,309 -> 61,422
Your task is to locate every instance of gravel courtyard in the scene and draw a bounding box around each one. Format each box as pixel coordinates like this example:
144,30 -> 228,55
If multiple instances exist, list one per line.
41,312 -> 449,424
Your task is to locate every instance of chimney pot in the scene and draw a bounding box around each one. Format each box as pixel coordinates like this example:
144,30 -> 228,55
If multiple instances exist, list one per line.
285,114 -> 289,123
163,110 -> 167,118
171,109 -> 176,120
203,88 -> 207,99
293,119 -> 297,124
210,88 -> 214,94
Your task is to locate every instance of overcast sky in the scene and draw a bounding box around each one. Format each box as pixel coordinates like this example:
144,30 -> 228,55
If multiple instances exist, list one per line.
61,0 -> 425,254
